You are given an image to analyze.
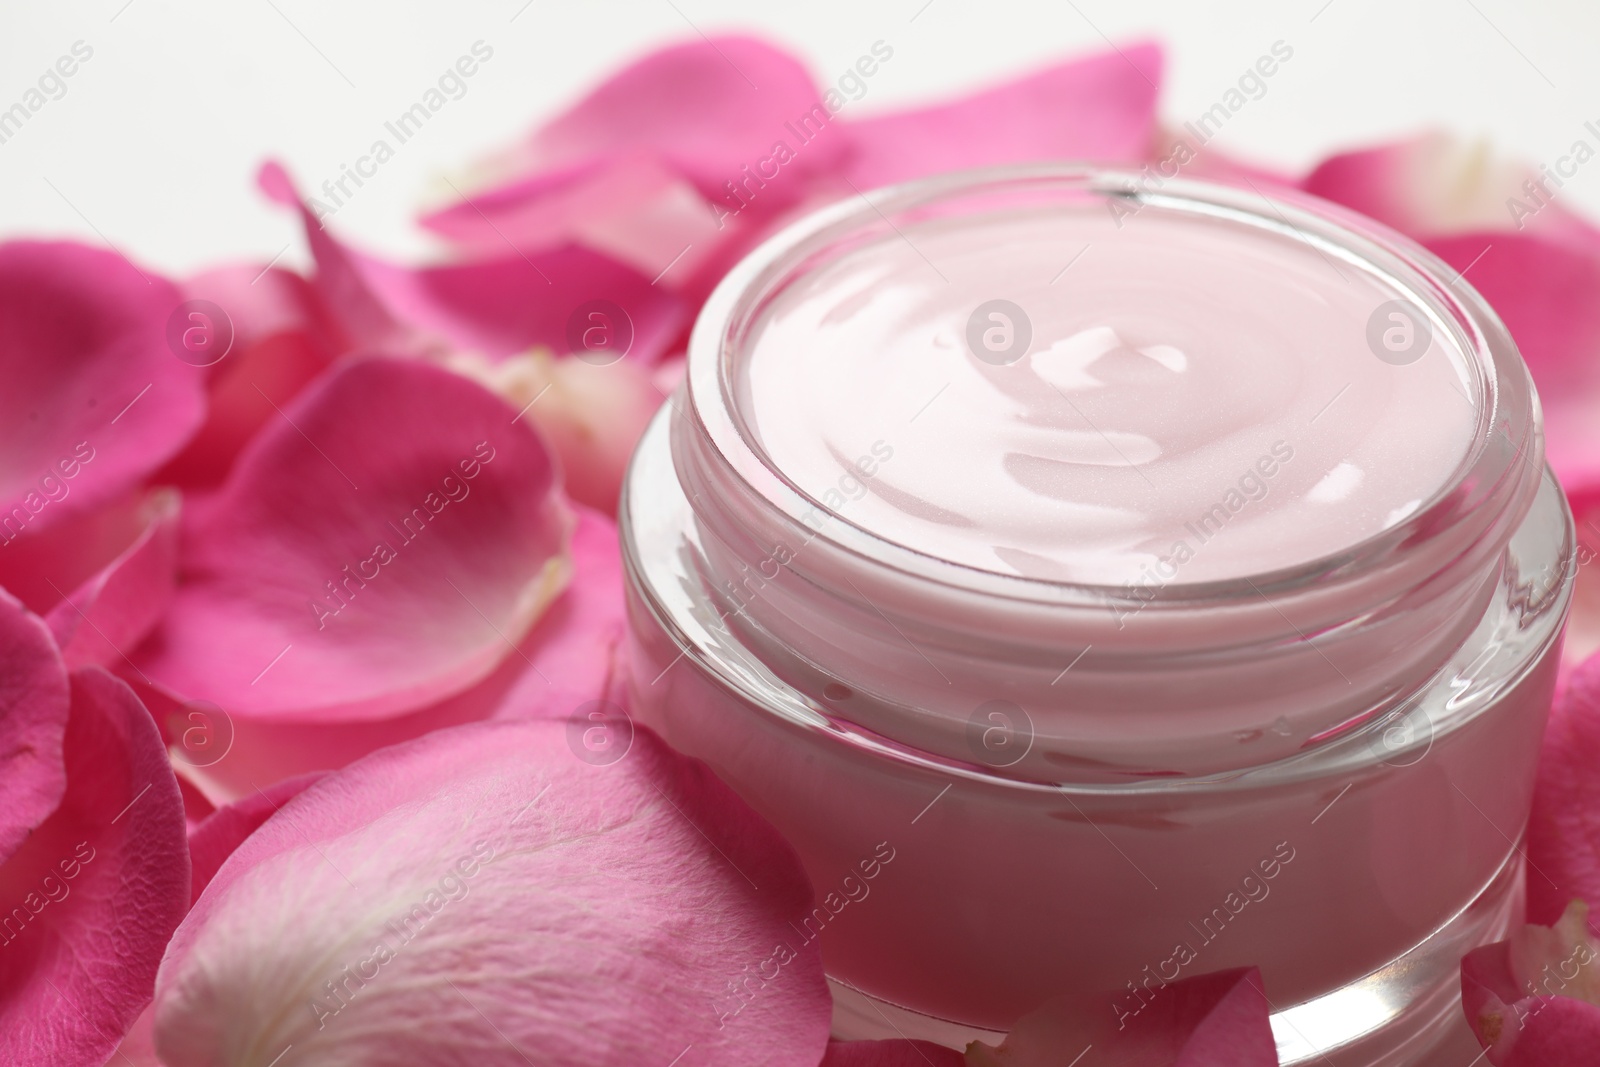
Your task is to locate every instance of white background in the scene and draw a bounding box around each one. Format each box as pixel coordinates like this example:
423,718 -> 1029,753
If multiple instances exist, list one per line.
1,0 -> 1597,275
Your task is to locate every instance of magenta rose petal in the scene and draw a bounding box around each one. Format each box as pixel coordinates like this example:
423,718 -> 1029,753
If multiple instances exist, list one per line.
153,719 -> 832,1066
820,1039 -> 966,1065
162,505 -> 624,802
965,966 -> 1277,1066
840,42 -> 1163,188
515,35 -> 837,204
132,356 -> 573,722
0,241 -> 204,536
1528,654 -> 1600,925
360,246 -> 689,365
0,590 -> 70,864
0,666 -> 190,1067
1421,233 -> 1600,509
44,489 -> 180,670
186,771 -> 324,904
263,160 -> 688,364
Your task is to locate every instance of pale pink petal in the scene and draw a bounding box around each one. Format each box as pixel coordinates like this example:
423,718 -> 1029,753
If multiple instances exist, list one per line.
421,152 -> 727,287
0,590 -> 69,865
452,350 -> 666,513
258,162 -> 415,355
1302,133 -> 1600,244
0,667 -> 190,1066
965,967 -> 1276,1066
524,36 -> 838,204
161,507 -> 622,803
186,771 -> 324,904
153,720 -> 832,1066
821,1039 -> 965,1065
44,489 -> 180,670
133,356 -> 573,722
1528,653 -> 1600,926
0,241 -> 205,536
1461,906 -> 1600,1065
841,43 -> 1163,188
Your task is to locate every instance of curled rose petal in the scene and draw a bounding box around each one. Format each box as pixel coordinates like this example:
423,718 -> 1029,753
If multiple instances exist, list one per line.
0,667 -> 190,1066
43,489 -> 180,670
186,771 -> 324,904
133,356 -> 573,722
1302,132 -> 1600,245
840,43 -> 1163,188
0,241 -> 204,537
0,591 -> 69,864
964,967 -> 1277,1066
422,152 -> 725,287
493,35 -> 836,207
1528,653 -> 1600,926
153,719 -> 832,1066
1461,901 -> 1600,1065
820,1039 -> 965,1065
264,160 -> 688,365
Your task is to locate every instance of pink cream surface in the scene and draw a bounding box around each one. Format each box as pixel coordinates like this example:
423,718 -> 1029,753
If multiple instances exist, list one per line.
739,207 -> 1477,586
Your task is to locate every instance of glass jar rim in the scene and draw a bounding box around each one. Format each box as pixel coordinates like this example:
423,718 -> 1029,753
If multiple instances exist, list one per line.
684,163 -> 1539,612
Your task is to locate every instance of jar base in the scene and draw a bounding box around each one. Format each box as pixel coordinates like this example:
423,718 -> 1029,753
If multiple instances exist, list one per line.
828,847 -> 1522,1066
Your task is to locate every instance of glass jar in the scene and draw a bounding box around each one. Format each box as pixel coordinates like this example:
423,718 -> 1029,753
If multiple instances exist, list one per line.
619,166 -> 1574,1066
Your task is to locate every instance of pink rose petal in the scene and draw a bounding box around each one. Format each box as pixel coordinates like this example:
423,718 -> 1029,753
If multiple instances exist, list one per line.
264,160 -> 688,365
0,590 -> 69,865
186,771 -> 324,904
1528,653 -> 1600,927
160,506 -> 623,803
524,35 -> 839,205
157,263 -> 341,488
0,241 -> 205,536
1461,903 -> 1600,1065
492,504 -> 628,720
44,489 -> 180,670
153,720 -> 832,1066
361,245 -> 689,365
1423,233 -> 1600,522
133,356 -> 573,722
1302,133 -> 1600,245
0,667 -> 190,1067
421,152 -> 725,288
965,966 -> 1277,1066
456,350 -> 667,514
821,1039 -> 966,1066
841,43 -> 1163,188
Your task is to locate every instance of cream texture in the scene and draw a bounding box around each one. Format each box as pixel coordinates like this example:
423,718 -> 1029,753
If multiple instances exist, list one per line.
740,207 -> 1477,585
